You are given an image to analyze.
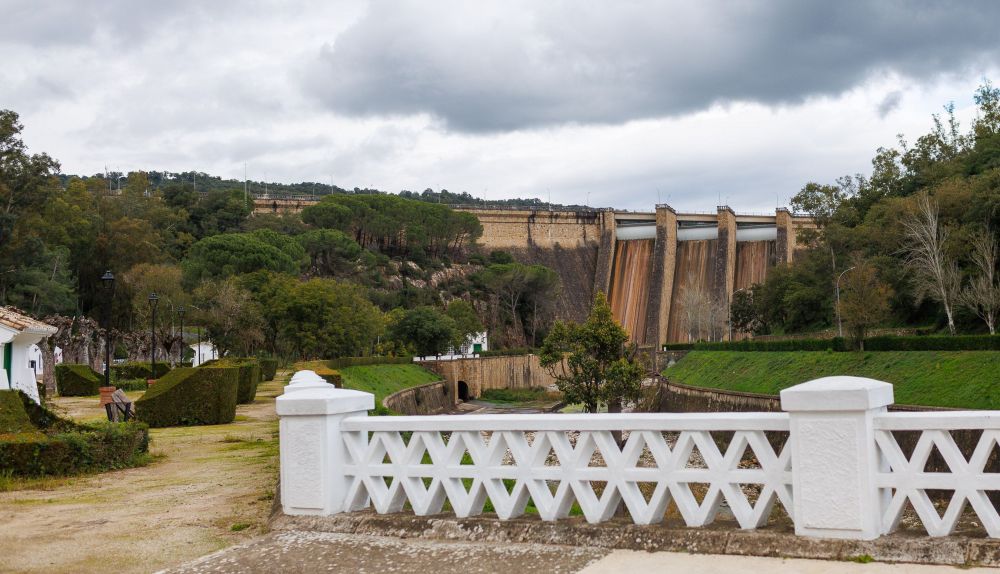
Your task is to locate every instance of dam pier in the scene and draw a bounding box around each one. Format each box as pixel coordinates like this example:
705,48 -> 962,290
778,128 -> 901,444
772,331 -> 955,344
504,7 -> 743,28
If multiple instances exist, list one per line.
467,205 -> 814,345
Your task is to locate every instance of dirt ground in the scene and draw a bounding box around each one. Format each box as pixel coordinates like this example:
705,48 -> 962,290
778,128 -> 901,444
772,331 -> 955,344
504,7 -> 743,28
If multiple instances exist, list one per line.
0,374 -> 284,574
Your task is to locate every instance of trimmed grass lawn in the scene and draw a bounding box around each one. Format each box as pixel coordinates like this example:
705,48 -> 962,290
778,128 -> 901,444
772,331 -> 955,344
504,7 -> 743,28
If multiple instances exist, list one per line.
664,351 -> 1000,409
338,364 -> 440,404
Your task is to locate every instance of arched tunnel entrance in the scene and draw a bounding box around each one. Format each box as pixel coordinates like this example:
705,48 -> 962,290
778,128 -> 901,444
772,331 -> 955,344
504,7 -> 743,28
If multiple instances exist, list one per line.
457,381 -> 470,402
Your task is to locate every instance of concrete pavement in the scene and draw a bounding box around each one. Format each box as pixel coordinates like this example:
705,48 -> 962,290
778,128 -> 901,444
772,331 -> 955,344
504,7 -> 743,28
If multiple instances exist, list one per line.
163,531 -> 994,573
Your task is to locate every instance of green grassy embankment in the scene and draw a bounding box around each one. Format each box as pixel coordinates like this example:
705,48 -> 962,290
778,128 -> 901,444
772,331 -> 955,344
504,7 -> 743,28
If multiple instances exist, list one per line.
338,364 -> 440,404
664,351 -> 1000,409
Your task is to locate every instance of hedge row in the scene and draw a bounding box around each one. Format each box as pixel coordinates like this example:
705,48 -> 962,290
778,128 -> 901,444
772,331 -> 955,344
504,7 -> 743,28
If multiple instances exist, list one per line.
315,367 -> 342,387
55,364 -> 102,396
112,362 -> 171,380
325,356 -> 411,368
0,422 -> 149,477
202,358 -> 261,403
1,389 -> 149,477
135,367 -> 239,428
662,334 -> 1000,352
479,348 -> 538,357
259,358 -> 278,382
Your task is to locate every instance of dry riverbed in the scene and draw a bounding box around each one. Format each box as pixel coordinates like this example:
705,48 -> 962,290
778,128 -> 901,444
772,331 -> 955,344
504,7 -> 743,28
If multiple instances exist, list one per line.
0,374 -> 284,574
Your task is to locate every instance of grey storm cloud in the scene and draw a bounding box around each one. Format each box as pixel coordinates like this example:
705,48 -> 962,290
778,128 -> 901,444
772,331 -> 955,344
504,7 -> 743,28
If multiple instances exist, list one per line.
305,0 -> 1000,132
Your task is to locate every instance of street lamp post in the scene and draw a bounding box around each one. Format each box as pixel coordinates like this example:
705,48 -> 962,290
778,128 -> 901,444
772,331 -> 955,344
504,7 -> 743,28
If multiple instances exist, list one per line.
148,293 -> 160,379
101,271 -> 115,388
835,266 -> 857,338
177,306 -> 186,365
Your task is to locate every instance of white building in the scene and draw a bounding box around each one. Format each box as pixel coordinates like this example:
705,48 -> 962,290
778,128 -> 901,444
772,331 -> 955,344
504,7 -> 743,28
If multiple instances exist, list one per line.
0,308 -> 57,404
189,341 -> 219,367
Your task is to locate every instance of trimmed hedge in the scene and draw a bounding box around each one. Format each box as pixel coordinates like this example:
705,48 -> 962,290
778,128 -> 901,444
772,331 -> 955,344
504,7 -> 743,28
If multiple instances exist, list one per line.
480,348 -> 537,357
0,390 -> 149,477
0,390 -> 35,434
114,379 -> 149,392
259,358 -> 278,381
662,334 -> 1000,353
55,364 -> 102,396
326,356 -> 411,368
201,358 -> 260,404
135,367 -> 239,427
0,422 -> 149,477
315,367 -> 342,387
112,361 -> 171,380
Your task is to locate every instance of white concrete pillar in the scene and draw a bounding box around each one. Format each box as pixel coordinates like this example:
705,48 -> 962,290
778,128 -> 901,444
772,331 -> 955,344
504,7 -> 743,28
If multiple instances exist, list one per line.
276,371 -> 374,516
780,376 -> 894,540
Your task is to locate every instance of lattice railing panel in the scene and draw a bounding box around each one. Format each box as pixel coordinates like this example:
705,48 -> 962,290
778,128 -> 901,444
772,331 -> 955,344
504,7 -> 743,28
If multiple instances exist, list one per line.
875,414 -> 1000,538
341,414 -> 793,527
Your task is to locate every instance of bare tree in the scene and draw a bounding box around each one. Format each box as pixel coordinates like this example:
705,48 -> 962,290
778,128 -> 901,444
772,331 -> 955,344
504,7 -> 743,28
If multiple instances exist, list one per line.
960,228 -> 1000,334
840,258 -> 893,350
901,193 -> 960,334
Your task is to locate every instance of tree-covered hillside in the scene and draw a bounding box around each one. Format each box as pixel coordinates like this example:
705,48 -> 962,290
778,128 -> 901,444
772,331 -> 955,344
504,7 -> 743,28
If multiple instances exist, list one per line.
740,81 -> 1000,341
0,109 -> 561,361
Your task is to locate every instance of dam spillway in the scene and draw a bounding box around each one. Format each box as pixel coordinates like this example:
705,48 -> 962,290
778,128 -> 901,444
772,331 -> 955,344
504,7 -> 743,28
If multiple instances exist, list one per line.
608,238 -> 654,344
460,205 -> 814,346
665,239 -> 719,343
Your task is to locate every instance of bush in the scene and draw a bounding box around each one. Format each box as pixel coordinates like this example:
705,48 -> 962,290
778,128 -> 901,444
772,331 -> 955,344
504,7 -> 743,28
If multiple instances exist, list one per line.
135,367 -> 239,428
112,362 -> 171,381
0,390 -> 149,477
315,367 -> 342,387
55,364 -> 102,396
0,421 -> 149,477
480,348 -> 537,357
259,358 -> 279,381
201,358 -> 261,404
114,379 -> 149,392
662,334 -> 1000,353
325,356 -> 411,368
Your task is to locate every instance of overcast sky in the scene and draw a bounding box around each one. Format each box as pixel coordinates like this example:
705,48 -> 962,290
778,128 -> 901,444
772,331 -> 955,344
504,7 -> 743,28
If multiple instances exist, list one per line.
2,1 -> 999,211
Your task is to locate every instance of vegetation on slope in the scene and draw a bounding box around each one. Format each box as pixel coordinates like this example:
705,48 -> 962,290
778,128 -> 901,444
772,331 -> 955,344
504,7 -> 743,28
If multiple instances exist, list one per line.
664,350 -> 1000,409
338,364 -> 440,404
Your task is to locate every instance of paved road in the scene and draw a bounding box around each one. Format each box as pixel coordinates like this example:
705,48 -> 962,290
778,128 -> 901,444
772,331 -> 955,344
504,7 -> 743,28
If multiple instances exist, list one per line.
163,531 -> 995,573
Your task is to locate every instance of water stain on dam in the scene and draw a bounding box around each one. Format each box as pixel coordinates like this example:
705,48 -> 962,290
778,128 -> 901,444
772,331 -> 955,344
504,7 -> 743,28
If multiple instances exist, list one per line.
608,239 -> 654,343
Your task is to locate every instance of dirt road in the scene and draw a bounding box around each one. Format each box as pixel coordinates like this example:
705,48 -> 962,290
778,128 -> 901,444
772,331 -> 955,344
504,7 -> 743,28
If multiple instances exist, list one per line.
0,375 -> 283,574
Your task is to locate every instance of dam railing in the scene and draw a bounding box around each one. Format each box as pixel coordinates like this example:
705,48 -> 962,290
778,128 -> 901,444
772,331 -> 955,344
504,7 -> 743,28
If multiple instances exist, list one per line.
277,372 -> 1000,541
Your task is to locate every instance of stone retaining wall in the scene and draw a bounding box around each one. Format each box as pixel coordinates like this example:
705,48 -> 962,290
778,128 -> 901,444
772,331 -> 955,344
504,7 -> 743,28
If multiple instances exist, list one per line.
418,355 -> 560,401
382,381 -> 453,415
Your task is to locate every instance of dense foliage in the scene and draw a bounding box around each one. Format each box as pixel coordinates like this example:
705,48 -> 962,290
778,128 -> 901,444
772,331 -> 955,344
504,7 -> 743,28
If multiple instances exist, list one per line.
746,82 -> 1000,339
0,107 -> 568,362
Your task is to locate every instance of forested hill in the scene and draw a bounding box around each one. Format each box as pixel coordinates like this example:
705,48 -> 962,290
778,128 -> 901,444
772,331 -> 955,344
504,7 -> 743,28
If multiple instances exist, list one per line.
0,108 -> 564,362
736,81 -> 1000,340
58,170 -> 587,210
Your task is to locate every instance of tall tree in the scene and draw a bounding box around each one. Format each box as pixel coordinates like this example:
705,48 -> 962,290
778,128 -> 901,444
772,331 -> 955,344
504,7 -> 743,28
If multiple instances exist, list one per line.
840,259 -> 893,350
539,292 -> 644,414
901,193 -> 960,334
960,228 -> 1000,334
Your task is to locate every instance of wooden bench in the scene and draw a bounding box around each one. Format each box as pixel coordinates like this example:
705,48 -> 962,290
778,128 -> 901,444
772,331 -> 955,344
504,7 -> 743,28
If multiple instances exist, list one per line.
105,389 -> 134,422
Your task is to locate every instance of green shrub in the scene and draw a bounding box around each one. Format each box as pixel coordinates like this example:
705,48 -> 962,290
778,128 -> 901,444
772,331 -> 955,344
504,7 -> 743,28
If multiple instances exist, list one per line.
55,364 -> 102,396
0,391 -> 35,434
112,362 -> 171,380
0,421 -> 149,477
663,334 -> 1000,353
0,390 -> 149,477
479,348 -> 537,357
114,379 -> 149,392
202,358 -> 261,404
315,367 -> 342,387
135,367 -> 239,428
325,356 -> 411,368
259,358 -> 279,381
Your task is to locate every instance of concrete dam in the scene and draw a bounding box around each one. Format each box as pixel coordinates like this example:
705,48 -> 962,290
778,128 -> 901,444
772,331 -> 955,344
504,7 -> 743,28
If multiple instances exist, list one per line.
461,205 -> 814,346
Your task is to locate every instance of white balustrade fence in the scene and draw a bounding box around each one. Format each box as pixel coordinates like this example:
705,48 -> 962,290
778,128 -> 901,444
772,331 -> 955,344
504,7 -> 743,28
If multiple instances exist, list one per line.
277,372 -> 1000,541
